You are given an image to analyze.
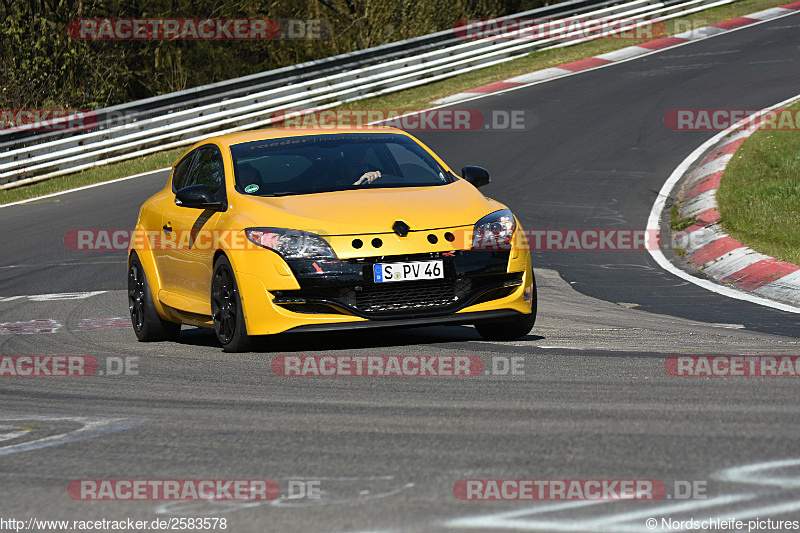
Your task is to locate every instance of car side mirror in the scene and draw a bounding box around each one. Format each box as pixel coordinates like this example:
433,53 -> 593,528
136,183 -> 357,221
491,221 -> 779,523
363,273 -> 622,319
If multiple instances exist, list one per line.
175,184 -> 223,210
461,166 -> 491,188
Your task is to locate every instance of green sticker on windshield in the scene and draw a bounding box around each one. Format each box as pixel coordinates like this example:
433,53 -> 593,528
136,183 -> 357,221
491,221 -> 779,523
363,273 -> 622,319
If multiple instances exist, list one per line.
244,184 -> 259,193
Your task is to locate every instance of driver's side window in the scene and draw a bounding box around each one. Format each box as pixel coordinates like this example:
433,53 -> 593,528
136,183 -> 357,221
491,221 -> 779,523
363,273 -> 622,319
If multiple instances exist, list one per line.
171,152 -> 195,191
173,146 -> 226,201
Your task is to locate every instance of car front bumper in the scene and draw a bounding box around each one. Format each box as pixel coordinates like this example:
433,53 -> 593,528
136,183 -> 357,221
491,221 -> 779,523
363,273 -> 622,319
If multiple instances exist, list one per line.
230,240 -> 533,336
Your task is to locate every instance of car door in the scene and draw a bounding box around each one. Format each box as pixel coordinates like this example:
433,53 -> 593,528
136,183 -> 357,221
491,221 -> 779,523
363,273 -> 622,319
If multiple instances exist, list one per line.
151,150 -> 195,288
159,145 -> 227,313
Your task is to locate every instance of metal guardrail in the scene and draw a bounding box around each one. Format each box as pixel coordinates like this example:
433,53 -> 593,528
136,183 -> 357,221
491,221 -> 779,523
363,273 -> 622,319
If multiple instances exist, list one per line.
0,0 -> 602,152
0,0 -> 734,189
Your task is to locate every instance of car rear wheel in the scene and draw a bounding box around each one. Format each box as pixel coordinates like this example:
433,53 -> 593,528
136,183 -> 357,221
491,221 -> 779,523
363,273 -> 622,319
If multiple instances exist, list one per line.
128,252 -> 181,342
211,256 -> 253,353
474,282 -> 537,341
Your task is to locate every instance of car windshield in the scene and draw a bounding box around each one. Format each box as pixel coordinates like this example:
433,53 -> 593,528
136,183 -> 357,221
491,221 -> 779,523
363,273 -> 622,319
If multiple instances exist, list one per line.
230,133 -> 453,196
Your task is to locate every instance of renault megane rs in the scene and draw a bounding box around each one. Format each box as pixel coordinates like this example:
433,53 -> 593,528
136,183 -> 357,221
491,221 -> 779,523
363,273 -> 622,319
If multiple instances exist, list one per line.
128,127 -> 535,351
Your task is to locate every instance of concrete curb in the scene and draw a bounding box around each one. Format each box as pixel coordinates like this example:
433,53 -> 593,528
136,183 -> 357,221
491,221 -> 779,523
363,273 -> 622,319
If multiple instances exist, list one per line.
672,112 -> 800,307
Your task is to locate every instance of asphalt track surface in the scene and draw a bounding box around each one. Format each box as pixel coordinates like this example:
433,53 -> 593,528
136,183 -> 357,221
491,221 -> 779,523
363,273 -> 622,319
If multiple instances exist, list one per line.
2,14 -> 800,533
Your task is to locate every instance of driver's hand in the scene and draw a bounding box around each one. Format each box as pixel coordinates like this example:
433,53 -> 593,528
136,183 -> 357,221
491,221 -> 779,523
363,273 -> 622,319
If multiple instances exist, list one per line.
353,171 -> 381,185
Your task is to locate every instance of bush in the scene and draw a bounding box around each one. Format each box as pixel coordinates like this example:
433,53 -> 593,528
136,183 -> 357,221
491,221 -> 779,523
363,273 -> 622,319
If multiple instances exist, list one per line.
1,0 -> 547,109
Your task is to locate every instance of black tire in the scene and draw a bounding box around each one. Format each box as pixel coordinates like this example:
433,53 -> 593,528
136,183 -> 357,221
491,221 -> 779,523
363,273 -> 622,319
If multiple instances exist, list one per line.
128,252 -> 181,342
211,256 -> 253,353
474,281 -> 537,341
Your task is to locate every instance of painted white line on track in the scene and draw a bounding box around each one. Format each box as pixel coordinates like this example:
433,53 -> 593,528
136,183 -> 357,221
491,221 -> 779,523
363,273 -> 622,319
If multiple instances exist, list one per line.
0,415 -> 145,455
716,457 -> 800,487
0,425 -> 33,442
447,496 -> 752,531
0,291 -> 107,303
536,346 -> 585,350
646,91 -> 800,314
445,456 -> 800,531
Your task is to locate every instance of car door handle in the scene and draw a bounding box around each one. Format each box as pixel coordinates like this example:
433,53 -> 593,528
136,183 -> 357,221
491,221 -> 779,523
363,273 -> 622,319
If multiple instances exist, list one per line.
163,224 -> 172,235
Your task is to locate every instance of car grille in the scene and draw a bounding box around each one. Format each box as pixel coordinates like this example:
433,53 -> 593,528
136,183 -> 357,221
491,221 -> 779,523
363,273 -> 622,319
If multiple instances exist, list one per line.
351,279 -> 462,313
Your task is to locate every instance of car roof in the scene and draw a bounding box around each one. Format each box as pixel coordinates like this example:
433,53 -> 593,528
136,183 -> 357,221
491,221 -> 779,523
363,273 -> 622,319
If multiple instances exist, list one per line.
201,126 -> 410,148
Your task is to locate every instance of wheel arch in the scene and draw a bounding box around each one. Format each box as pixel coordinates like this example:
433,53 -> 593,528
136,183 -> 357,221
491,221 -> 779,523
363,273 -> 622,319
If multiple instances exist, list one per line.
213,249 -> 228,267
128,238 -> 170,320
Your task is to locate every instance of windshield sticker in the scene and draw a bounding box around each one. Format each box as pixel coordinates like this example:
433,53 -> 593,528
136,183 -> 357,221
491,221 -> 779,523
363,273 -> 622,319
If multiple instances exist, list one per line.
244,184 -> 259,193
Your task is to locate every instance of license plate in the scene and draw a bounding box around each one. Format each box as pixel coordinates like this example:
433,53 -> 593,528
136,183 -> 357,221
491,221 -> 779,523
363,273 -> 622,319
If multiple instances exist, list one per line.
373,260 -> 443,283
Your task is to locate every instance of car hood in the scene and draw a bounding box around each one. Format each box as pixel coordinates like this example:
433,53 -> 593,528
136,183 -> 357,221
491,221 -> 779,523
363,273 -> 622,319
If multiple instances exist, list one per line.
235,180 -> 503,235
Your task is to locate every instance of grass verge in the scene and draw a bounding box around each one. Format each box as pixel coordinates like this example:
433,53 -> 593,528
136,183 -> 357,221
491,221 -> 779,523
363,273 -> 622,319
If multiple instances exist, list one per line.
716,101 -> 800,264
1,0 -> 791,206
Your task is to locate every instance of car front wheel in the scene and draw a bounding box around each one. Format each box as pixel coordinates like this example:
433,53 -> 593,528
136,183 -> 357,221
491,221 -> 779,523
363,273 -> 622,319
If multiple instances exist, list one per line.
211,256 -> 253,353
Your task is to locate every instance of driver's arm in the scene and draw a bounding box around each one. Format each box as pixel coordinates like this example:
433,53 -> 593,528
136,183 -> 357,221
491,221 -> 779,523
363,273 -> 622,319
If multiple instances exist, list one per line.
353,170 -> 381,185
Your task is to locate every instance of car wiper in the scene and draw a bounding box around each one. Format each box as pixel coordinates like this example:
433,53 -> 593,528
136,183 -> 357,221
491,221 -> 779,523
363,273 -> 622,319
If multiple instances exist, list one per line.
264,191 -> 305,197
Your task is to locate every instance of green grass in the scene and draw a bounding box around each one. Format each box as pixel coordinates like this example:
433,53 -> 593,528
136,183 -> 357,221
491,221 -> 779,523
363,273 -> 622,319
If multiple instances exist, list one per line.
716,101 -> 800,264
1,0 -> 791,206
670,202 -> 697,232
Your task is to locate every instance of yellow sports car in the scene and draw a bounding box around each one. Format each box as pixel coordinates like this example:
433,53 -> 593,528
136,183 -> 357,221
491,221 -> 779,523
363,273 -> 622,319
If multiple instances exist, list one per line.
128,128 -> 535,351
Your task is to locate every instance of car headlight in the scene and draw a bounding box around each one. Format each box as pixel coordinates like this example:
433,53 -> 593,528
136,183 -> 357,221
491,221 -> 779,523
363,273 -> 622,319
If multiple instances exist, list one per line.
245,228 -> 337,260
472,209 -> 516,250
